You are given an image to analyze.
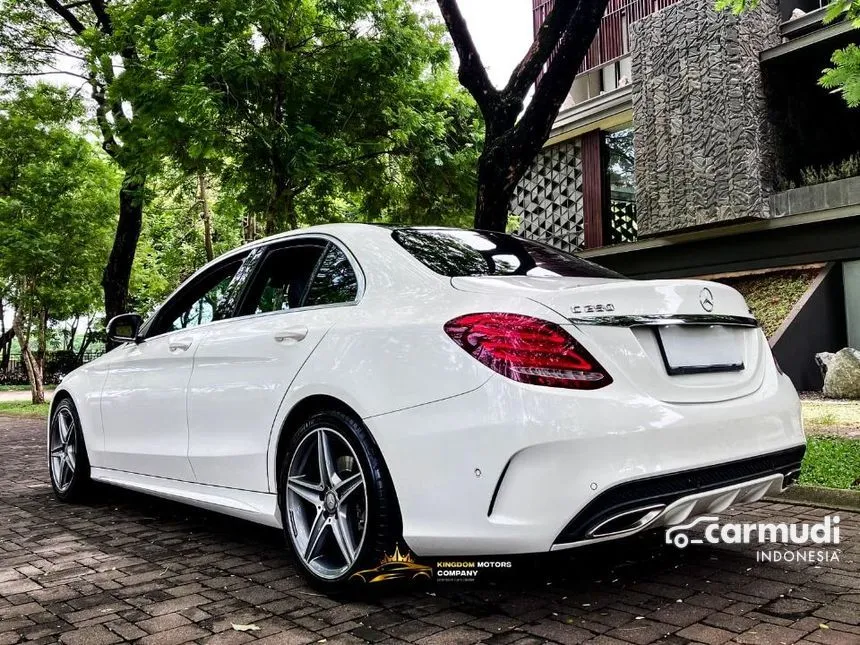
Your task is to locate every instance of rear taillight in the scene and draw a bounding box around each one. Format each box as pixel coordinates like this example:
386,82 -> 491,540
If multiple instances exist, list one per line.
444,313 -> 612,390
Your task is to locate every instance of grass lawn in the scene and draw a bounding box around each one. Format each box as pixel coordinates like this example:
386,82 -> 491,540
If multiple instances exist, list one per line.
799,436 -> 860,489
0,384 -> 33,392
801,397 -> 860,436
0,401 -> 51,418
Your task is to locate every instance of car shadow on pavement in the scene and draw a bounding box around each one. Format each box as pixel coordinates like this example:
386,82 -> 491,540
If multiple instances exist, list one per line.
66,480 -> 759,599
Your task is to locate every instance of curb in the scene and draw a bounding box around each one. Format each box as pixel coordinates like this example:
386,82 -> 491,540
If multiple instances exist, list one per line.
766,485 -> 860,512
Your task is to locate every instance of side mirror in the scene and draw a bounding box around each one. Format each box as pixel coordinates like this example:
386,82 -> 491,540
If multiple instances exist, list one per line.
107,313 -> 144,344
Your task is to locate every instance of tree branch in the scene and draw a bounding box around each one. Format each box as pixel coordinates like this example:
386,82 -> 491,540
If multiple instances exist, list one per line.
435,0 -> 498,117
513,0 -> 610,156
504,0 -> 584,101
43,0 -> 87,35
0,69 -> 90,81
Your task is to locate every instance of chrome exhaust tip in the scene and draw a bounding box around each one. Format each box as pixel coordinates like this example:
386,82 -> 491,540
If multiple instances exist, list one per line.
782,469 -> 801,489
587,504 -> 666,539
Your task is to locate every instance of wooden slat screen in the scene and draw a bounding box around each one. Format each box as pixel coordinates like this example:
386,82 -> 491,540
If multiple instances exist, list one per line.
532,0 -> 682,74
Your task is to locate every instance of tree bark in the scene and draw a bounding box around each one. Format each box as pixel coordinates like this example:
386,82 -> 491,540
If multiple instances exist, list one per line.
437,0 -> 611,232
77,316 -> 94,362
0,329 -> 12,373
0,298 -> 7,371
475,143 -> 523,232
198,172 -> 214,262
244,213 -> 257,242
265,175 -> 297,236
103,172 -> 145,329
12,305 -> 44,405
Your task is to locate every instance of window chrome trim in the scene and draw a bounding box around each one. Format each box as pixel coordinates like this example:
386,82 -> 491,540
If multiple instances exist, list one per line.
567,314 -> 759,328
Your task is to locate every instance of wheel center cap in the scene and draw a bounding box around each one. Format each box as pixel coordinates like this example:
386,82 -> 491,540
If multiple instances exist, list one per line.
324,490 -> 337,513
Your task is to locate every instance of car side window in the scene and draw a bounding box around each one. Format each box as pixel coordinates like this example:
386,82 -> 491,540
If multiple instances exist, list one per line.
305,245 -> 359,307
150,259 -> 245,337
239,244 -> 327,316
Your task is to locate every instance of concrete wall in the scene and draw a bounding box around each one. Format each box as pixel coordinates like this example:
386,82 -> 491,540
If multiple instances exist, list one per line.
844,260 -> 860,349
630,0 -> 781,236
772,264 -> 847,391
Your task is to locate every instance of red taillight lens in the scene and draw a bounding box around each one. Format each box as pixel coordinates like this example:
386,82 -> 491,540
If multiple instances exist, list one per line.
444,313 -> 612,390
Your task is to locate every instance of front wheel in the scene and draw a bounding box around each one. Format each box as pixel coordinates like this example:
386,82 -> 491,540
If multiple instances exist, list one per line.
49,398 -> 91,502
280,410 -> 401,591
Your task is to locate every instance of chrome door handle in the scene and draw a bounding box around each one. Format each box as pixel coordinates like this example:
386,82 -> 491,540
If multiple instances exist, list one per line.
169,338 -> 193,352
274,326 -> 308,343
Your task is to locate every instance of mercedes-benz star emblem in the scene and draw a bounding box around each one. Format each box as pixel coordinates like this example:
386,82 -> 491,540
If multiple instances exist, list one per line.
699,287 -> 714,312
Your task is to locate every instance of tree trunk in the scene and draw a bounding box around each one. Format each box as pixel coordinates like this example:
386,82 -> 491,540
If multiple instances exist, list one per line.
37,308 -> 47,380
76,316 -> 94,363
0,329 -> 12,373
244,214 -> 257,242
103,173 -> 145,331
65,316 -> 79,353
265,178 -> 297,236
12,306 -> 44,405
198,172 -> 214,262
0,298 -> 6,371
475,141 -> 522,231
436,0 -> 612,235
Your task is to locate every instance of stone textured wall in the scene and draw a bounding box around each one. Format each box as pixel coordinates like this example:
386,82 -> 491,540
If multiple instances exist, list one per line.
631,0 -> 780,236
512,140 -> 585,252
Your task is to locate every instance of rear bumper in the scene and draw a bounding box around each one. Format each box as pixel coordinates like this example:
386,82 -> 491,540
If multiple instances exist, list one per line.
552,445 -> 804,549
366,369 -> 805,557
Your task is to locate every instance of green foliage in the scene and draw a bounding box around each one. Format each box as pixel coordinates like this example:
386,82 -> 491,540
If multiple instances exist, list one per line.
130,167 -> 246,315
715,268 -> 818,338
111,0 -> 481,233
799,153 -> 860,187
0,84 -> 119,324
821,43 -> 860,107
799,436 -> 860,489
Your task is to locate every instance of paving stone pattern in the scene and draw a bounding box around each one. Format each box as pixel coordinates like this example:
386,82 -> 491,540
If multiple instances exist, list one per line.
1,416 -> 858,644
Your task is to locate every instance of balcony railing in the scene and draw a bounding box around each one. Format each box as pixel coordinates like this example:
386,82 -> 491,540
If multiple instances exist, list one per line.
533,0 -> 682,73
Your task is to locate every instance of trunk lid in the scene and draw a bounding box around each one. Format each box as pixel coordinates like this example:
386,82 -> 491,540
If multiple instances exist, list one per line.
451,276 -> 767,404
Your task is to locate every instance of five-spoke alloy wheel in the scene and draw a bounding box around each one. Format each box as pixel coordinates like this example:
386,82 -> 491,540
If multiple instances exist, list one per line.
281,410 -> 401,589
287,427 -> 368,579
49,398 -> 90,501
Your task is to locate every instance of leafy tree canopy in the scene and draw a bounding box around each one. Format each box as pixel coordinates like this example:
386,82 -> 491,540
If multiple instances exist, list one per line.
110,0 -> 482,233
0,83 -> 118,322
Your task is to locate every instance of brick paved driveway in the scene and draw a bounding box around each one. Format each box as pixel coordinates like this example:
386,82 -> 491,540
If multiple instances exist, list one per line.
1,416 -> 858,645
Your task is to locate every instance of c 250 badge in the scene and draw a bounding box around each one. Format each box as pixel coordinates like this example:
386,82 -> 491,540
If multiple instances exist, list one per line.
571,303 -> 615,314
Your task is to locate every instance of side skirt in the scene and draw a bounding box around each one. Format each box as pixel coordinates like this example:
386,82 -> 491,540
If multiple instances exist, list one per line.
90,467 -> 282,528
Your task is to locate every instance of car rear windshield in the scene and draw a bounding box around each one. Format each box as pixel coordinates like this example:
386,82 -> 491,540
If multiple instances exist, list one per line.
391,228 -> 624,279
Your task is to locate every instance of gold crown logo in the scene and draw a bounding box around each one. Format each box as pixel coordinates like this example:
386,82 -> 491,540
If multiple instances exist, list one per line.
380,544 -> 415,565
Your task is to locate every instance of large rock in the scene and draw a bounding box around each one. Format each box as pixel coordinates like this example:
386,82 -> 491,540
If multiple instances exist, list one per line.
823,348 -> 860,399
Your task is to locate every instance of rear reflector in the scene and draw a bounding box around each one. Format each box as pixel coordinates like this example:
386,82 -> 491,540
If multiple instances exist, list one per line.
444,313 -> 612,390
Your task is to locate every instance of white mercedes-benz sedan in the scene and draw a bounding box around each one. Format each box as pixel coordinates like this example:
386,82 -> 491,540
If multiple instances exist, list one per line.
48,224 -> 806,589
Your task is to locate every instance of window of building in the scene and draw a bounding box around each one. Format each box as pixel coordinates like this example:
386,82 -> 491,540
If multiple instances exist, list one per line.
603,125 -> 638,245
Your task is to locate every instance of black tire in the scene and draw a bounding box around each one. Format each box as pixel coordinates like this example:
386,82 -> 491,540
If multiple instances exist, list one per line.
49,397 -> 91,502
279,409 -> 402,592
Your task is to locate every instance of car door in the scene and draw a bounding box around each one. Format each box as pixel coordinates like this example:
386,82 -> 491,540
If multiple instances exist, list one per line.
99,254 -> 249,480
187,237 -> 362,492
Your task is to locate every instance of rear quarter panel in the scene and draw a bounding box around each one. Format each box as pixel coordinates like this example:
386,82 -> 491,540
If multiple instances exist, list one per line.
265,285 -> 569,491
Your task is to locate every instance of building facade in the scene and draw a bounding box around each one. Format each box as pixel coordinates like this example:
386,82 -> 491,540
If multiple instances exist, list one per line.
514,0 -> 860,389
